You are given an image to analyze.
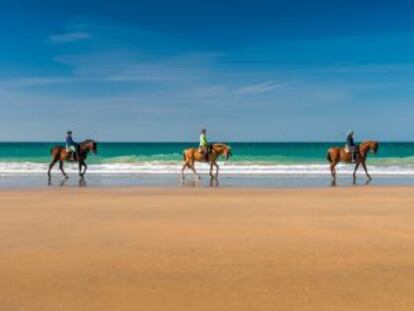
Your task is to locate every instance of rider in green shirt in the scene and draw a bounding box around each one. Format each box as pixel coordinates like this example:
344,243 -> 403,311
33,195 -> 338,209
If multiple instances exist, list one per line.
199,129 -> 209,161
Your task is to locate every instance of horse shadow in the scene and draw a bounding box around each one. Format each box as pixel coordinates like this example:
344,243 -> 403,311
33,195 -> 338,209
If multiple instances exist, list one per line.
180,176 -> 220,187
180,178 -> 201,187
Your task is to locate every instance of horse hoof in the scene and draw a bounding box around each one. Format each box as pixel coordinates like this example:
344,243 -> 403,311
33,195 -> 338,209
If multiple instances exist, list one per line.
65,176 -> 69,179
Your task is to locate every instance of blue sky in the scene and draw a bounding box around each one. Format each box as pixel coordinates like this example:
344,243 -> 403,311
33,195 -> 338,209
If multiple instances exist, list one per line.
1,0 -> 414,141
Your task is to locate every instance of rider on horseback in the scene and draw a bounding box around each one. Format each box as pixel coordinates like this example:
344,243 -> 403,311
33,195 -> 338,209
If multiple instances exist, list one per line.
346,130 -> 357,162
66,131 -> 79,161
199,129 -> 209,162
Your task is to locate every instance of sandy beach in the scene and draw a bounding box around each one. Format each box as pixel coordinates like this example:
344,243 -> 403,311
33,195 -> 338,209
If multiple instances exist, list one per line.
0,186 -> 413,310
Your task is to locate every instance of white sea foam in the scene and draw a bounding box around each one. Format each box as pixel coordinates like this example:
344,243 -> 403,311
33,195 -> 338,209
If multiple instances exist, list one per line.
1,161 -> 414,176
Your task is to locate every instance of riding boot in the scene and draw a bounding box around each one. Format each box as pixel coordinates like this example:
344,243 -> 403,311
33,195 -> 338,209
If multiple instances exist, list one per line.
75,145 -> 80,162
206,145 -> 210,162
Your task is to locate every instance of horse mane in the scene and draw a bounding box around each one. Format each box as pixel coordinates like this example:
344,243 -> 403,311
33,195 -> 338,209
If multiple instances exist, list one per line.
360,140 -> 379,152
362,140 -> 378,144
79,139 -> 97,151
360,140 -> 378,147
212,143 -> 229,150
80,139 -> 95,145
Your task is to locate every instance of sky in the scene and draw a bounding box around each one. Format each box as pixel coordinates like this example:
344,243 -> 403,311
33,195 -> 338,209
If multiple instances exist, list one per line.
1,0 -> 414,141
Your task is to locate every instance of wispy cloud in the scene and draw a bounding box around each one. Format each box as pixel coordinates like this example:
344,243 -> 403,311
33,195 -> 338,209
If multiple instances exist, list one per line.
0,77 -> 75,89
49,31 -> 92,43
234,80 -> 295,95
0,52 -> 218,90
0,74 -> 170,89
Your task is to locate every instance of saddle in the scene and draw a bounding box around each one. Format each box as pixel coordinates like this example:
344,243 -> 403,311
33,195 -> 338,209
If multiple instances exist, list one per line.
66,144 -> 80,161
345,145 -> 359,162
66,152 -> 78,162
200,144 -> 212,162
66,149 -> 79,162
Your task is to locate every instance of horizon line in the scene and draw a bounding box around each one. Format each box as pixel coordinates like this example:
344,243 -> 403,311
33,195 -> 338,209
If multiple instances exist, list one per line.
0,140 -> 412,144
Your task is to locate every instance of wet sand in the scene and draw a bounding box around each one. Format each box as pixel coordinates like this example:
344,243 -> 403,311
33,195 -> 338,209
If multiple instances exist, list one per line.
0,187 -> 413,310
3,173 -> 414,189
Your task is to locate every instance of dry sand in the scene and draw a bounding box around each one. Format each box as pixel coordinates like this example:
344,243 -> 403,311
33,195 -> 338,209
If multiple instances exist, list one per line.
0,187 -> 413,311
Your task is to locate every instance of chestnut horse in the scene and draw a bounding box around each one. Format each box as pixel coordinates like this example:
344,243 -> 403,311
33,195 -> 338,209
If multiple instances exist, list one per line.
327,140 -> 379,181
181,143 -> 232,180
47,139 -> 97,179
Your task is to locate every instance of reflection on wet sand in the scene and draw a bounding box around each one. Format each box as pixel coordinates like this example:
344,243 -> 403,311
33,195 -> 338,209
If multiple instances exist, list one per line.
47,177 -> 88,187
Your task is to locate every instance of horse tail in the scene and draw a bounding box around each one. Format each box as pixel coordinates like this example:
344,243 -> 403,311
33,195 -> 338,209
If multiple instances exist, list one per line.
327,150 -> 332,163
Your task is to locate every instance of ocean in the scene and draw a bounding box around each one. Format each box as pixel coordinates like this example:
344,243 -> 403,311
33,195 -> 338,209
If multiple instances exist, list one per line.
0,142 -> 414,177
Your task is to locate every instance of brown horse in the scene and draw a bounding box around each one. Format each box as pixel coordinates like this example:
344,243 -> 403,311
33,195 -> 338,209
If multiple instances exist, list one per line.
327,140 -> 379,181
48,139 -> 98,179
181,143 -> 232,180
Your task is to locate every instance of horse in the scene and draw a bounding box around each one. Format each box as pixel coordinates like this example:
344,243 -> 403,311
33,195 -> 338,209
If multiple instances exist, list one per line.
181,143 -> 232,180
327,140 -> 379,182
47,139 -> 98,179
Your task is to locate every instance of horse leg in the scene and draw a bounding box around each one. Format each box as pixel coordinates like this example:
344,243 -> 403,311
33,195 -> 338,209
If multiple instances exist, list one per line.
48,159 -> 57,179
353,163 -> 360,181
59,161 -> 68,179
190,163 -> 201,179
181,162 -> 188,179
83,162 -> 88,176
362,161 -> 372,181
209,163 -> 214,180
214,163 -> 219,180
330,162 -> 337,180
79,161 -> 87,177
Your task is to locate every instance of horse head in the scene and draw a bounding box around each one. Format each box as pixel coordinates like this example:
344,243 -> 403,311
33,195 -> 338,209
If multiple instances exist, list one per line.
213,144 -> 232,160
360,140 -> 379,156
225,146 -> 233,160
372,141 -> 379,154
367,141 -> 379,154
80,139 -> 98,155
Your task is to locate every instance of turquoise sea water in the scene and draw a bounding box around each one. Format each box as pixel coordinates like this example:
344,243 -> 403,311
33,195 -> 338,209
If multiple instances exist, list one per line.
0,142 -> 414,175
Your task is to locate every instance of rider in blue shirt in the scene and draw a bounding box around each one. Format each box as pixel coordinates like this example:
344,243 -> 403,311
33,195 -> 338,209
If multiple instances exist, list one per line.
346,130 -> 356,162
66,131 -> 78,161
